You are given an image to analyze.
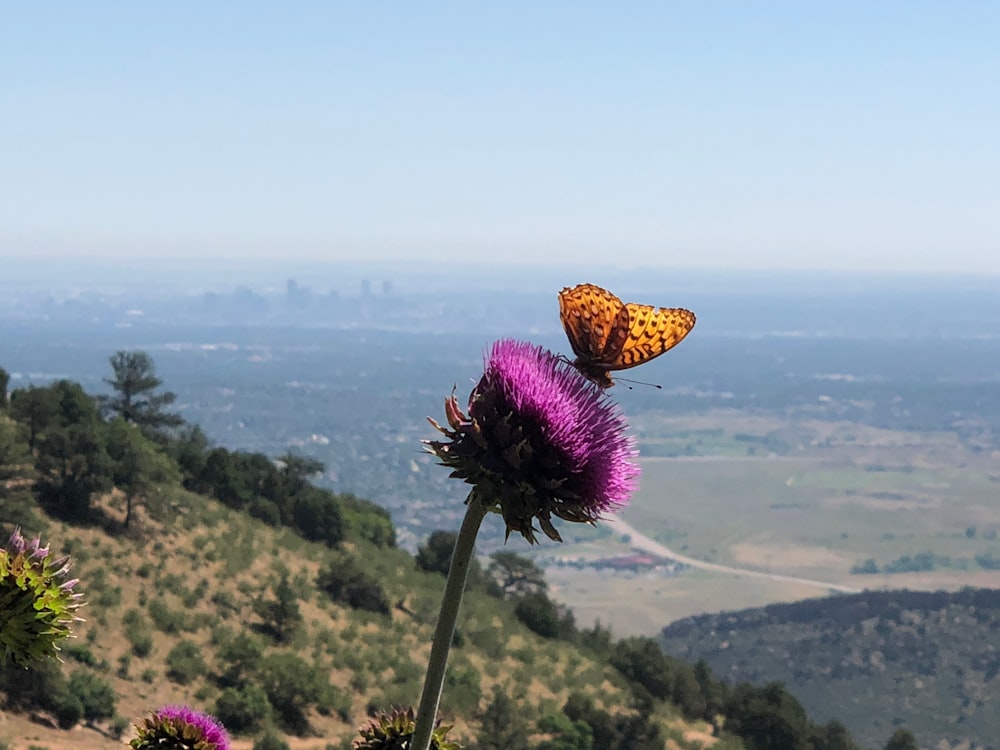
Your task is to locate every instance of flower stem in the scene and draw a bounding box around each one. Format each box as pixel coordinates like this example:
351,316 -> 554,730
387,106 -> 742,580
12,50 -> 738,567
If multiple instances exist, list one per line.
411,494 -> 489,750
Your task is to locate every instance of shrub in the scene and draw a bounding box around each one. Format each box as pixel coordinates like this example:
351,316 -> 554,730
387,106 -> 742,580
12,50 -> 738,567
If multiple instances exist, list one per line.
253,732 -> 291,750
116,654 -> 131,679
338,492 -> 396,548
291,487 -> 345,547
165,640 -> 207,685
67,670 -> 116,724
215,631 -> 265,688
148,597 -> 187,633
416,530 -> 462,576
258,652 -> 329,735
52,692 -> 84,729
214,684 -> 271,734
514,592 -> 561,639
316,553 -> 390,615
123,610 -> 154,657
252,575 -> 302,642
110,715 -> 131,739
249,497 -> 282,526
65,644 -> 98,666
442,662 -> 481,716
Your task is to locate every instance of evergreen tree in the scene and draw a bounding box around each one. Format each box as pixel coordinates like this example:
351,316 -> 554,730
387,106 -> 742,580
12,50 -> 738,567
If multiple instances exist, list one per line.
33,381 -> 110,519
276,452 -> 324,494
487,551 -> 547,598
168,424 -> 211,488
815,719 -> 860,750
694,658 -> 726,724
9,384 -> 60,450
474,687 -> 531,750
536,712 -> 593,750
883,728 -> 919,750
416,529 -> 484,583
562,693 -> 622,750
417,530 -> 460,575
101,351 -> 183,435
0,414 -> 38,529
609,637 -> 676,702
290,486 -> 345,547
105,417 -> 180,527
0,414 -> 31,483
253,573 -> 303,643
670,662 -> 708,720
724,682 -> 811,750
514,591 -> 562,639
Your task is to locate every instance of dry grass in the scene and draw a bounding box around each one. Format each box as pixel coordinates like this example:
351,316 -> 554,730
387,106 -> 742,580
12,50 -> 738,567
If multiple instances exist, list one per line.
1,492 -> 646,749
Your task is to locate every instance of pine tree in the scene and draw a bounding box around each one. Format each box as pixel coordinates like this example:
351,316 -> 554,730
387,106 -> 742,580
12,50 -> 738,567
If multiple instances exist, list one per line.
101,351 -> 183,435
884,728 -> 919,750
475,688 -> 531,750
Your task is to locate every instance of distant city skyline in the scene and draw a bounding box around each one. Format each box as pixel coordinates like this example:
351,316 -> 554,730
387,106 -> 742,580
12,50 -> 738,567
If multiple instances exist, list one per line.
2,3 -> 998,273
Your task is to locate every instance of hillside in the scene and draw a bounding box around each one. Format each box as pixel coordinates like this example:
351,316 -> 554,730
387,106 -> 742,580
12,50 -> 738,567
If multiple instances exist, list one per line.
0,361 -> 751,750
659,589 -> 1000,750
2,474 -> 742,750
0,357 -> 886,749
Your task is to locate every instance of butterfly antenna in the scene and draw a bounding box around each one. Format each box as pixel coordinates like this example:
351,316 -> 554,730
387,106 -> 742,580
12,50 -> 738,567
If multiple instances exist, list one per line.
614,376 -> 662,390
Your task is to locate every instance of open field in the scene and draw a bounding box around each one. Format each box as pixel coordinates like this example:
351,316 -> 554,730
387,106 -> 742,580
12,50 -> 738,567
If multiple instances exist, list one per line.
544,412 -> 1000,635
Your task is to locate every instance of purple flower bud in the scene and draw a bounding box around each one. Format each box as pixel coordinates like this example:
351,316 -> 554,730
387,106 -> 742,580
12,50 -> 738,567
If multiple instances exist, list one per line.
131,705 -> 230,750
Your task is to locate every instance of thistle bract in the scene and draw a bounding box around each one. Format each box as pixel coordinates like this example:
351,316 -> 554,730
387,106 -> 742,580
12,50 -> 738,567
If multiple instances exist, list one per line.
0,527 -> 84,667
130,705 -> 230,750
355,706 -> 459,750
426,339 -> 639,543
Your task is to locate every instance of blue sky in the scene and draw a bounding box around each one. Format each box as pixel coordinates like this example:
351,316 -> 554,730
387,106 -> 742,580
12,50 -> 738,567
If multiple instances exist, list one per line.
2,2 -> 997,272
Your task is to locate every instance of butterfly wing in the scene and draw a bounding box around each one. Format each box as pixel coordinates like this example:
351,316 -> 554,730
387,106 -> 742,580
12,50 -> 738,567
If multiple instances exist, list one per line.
558,284 -> 630,365
613,303 -> 697,370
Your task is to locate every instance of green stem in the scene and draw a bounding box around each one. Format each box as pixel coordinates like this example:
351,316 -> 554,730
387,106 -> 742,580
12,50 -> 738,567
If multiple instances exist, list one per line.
411,494 -> 489,750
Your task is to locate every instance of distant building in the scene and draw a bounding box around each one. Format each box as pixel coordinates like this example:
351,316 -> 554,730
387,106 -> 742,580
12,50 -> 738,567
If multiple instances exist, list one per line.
286,279 -> 310,310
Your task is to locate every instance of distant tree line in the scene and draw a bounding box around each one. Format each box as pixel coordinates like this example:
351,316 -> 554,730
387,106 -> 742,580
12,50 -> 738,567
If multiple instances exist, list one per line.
0,352 -> 394,548
416,531 -> 919,750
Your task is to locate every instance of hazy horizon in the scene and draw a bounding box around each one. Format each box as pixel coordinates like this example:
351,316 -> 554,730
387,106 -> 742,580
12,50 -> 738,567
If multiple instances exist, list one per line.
4,255 -> 1000,297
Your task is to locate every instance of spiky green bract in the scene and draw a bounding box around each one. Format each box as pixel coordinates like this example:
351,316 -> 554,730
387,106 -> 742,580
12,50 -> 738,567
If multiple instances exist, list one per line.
0,527 -> 84,667
130,705 -> 231,750
426,339 -> 639,543
354,706 -> 460,750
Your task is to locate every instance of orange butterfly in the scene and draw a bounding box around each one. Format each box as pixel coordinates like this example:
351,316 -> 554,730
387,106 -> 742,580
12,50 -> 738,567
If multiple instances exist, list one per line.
558,283 -> 696,388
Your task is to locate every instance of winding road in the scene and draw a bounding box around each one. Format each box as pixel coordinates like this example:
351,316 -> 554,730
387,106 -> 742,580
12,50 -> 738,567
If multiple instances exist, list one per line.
605,516 -> 862,595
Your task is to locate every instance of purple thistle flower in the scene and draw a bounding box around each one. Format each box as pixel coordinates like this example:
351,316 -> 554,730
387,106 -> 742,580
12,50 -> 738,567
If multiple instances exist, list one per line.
427,339 -> 639,543
130,705 -> 230,750
1,528 -> 85,667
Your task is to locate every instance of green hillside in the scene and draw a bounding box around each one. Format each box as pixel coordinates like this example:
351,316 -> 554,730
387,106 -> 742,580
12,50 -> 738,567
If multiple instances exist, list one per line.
659,589 -> 1000,749
0,355 -> 876,750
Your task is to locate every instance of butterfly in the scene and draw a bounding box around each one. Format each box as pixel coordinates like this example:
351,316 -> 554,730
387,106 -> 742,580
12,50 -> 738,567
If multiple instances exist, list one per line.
558,283 -> 696,388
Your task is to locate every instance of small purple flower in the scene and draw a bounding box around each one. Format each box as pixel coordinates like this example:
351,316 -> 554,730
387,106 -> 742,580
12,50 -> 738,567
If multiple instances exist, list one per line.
427,339 -> 639,543
1,528 -> 85,667
130,705 -> 230,750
